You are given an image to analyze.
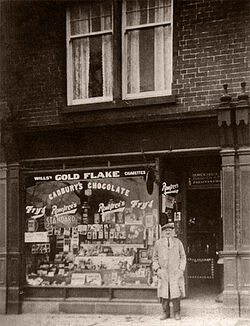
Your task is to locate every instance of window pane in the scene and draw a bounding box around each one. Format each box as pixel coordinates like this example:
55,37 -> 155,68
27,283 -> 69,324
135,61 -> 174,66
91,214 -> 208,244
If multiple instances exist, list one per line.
164,0 -> 172,21
126,25 -> 171,95
89,36 -> 103,98
70,4 -> 90,35
69,1 -> 113,102
127,30 -> 140,94
72,35 -> 113,100
149,0 -> 156,23
155,0 -> 171,23
72,39 -> 82,99
154,25 -> 172,92
72,38 -> 89,100
139,29 -> 154,92
126,0 -> 171,27
70,1 -> 112,35
103,2 -> 112,30
126,1 -> 139,27
91,3 -> 101,32
138,0 -> 147,25
127,28 -> 154,94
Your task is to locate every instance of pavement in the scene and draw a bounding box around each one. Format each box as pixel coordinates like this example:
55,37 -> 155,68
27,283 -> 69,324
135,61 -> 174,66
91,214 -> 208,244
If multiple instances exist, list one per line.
0,314 -> 249,326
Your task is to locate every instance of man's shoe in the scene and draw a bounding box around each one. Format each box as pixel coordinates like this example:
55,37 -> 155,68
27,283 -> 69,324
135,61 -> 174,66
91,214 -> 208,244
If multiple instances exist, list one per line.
160,313 -> 170,320
174,313 -> 181,320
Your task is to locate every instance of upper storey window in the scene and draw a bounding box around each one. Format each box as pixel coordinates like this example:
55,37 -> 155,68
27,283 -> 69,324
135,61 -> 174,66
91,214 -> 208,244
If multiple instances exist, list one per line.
67,1 -> 113,105
66,0 -> 172,106
123,0 -> 172,99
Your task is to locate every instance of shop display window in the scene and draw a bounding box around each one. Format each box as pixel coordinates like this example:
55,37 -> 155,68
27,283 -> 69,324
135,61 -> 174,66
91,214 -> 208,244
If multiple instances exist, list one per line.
24,168 -> 159,288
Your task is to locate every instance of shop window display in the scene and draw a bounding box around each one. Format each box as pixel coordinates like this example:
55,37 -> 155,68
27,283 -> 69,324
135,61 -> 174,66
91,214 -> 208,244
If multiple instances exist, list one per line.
24,168 -> 159,288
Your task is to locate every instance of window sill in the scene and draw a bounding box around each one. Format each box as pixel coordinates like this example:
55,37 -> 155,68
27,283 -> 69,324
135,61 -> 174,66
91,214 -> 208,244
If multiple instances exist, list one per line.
63,95 -> 176,113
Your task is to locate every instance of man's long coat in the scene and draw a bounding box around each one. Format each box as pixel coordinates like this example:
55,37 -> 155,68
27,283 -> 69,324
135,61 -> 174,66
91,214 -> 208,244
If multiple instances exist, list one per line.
152,237 -> 186,299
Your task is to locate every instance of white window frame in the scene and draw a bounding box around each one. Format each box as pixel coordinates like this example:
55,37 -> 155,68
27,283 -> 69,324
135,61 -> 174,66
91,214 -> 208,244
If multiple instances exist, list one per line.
66,3 -> 113,106
122,0 -> 173,100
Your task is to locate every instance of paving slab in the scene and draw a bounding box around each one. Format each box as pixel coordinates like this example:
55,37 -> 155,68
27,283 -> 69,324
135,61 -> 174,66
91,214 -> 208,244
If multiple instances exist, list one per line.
0,314 -> 249,326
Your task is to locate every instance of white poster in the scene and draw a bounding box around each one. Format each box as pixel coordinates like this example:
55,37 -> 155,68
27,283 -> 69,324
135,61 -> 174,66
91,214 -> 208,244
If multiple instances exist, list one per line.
24,232 -> 49,243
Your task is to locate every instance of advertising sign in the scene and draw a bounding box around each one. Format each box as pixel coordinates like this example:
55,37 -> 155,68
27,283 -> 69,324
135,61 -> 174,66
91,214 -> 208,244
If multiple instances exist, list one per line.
25,232 -> 48,243
189,172 -> 220,187
25,167 -> 158,247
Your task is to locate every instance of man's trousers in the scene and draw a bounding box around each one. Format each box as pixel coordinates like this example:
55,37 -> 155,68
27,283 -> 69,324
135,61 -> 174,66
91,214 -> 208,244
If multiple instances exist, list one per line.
161,297 -> 181,315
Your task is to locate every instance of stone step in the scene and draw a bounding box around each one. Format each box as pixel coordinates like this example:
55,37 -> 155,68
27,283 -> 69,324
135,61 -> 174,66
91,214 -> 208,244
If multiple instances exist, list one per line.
22,297 -> 235,317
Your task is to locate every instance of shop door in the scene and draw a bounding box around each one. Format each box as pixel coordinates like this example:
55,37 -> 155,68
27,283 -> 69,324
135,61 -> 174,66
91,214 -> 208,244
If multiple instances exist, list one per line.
186,188 -> 223,295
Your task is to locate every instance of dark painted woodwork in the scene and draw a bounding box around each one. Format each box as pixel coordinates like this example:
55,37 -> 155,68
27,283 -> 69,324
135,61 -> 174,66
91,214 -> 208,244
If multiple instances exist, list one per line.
220,150 -> 239,312
113,0 -> 122,101
19,118 -> 219,161
0,164 -> 7,314
240,170 -> 250,248
0,164 -> 22,314
23,286 -> 157,301
238,149 -> 250,315
63,95 -> 176,113
222,173 -> 235,249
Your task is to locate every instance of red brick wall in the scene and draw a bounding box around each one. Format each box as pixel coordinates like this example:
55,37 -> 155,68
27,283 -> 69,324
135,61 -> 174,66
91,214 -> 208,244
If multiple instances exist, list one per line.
1,0 -> 249,128
173,0 -> 250,112
0,1 -> 66,126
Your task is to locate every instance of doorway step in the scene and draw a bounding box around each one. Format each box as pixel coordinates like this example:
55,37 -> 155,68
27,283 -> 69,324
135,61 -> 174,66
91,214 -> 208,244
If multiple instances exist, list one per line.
21,296 -> 237,317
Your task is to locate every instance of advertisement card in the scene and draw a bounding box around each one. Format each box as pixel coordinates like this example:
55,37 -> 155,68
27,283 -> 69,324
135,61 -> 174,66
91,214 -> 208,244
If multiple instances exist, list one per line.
25,232 -> 49,243
125,224 -> 144,245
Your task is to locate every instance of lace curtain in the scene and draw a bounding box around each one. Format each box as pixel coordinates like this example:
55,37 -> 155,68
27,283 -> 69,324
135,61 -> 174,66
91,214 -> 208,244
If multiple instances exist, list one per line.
71,3 -> 113,101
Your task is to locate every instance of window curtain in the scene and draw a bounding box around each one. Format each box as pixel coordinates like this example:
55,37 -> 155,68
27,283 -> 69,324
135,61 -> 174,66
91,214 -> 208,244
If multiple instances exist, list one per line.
72,7 -> 90,100
102,5 -> 113,98
72,4 -> 112,100
154,0 -> 171,92
127,1 -> 140,94
102,34 -> 113,97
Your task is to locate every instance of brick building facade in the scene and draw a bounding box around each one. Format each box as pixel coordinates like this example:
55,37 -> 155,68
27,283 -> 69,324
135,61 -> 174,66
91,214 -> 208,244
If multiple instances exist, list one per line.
0,0 -> 249,317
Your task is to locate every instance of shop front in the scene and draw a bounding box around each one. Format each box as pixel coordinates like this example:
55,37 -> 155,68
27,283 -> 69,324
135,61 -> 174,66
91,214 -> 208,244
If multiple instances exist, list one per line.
21,153 -> 223,312
1,117 -> 236,314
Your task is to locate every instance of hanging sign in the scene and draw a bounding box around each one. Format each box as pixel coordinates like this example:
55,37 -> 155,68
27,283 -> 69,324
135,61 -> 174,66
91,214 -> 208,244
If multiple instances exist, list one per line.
162,182 -> 179,195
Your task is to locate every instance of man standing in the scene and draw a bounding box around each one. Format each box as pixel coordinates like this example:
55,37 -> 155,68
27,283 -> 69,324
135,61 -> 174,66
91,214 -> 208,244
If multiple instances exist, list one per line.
152,223 -> 186,320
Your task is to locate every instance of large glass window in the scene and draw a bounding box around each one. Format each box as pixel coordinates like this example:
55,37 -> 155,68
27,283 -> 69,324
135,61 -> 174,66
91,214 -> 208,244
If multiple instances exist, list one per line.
24,168 -> 159,288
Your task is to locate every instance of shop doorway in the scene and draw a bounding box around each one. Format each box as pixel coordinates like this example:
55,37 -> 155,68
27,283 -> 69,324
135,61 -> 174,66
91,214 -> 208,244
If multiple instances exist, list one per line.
186,188 -> 223,298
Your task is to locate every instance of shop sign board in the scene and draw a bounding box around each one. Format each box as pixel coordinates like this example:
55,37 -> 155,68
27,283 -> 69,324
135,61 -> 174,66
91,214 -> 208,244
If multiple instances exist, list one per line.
189,172 -> 220,187
27,168 -> 147,183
